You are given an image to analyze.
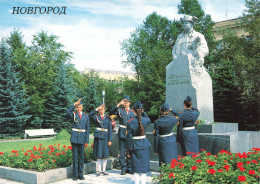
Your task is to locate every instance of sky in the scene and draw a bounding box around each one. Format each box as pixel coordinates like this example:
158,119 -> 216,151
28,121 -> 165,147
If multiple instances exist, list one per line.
0,0 -> 246,73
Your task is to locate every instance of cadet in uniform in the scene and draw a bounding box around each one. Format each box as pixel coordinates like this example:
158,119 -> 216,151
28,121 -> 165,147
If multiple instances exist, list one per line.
109,95 -> 135,175
126,101 -> 151,184
89,104 -> 112,176
67,99 -> 90,181
171,96 -> 200,156
154,102 -> 178,166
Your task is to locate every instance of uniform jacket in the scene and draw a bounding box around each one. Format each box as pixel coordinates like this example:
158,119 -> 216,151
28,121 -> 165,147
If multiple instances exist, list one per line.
67,105 -> 90,144
171,107 -> 200,142
126,117 -> 151,152
110,106 -> 135,139
89,110 -> 112,141
154,115 -> 178,153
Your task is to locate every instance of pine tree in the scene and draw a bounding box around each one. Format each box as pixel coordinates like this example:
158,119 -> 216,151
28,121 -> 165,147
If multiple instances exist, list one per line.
44,64 -> 75,132
83,70 -> 101,113
0,39 -> 31,137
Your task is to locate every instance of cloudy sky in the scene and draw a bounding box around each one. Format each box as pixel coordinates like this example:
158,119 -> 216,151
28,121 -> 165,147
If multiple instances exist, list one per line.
0,0 -> 246,72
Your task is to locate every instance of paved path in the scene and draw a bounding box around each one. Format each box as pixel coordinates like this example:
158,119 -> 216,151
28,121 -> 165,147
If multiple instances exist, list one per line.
0,169 -> 159,184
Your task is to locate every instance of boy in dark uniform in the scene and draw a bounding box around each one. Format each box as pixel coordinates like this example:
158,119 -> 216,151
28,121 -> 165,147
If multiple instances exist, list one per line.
110,95 -> 135,175
67,99 -> 90,181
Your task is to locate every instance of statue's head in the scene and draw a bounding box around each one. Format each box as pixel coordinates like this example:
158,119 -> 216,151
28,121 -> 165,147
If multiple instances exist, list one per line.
182,15 -> 198,31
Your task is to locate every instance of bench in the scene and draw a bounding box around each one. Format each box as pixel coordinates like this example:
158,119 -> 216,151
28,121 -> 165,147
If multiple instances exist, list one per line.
24,129 -> 57,139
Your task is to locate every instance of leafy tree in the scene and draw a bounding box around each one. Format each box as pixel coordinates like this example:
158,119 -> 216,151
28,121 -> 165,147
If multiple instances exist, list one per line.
44,64 -> 75,132
26,31 -> 72,128
211,0 -> 259,130
0,39 -> 31,137
121,12 -> 179,120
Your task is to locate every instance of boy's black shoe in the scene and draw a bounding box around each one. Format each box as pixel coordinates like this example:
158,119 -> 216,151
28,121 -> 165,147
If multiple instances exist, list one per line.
121,170 -> 126,175
78,176 -> 85,180
72,177 -> 78,181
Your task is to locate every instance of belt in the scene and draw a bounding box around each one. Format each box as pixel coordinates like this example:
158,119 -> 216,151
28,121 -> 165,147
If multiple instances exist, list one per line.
96,128 -> 108,132
183,126 -> 195,130
159,132 -> 173,137
132,135 -> 146,140
119,125 -> 127,129
72,128 -> 86,132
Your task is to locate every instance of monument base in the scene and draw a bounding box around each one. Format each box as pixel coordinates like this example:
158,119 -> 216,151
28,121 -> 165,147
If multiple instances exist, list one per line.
166,54 -> 214,122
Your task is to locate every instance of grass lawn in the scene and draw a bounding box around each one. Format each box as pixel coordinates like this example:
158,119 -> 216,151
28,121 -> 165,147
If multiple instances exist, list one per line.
0,130 -> 93,153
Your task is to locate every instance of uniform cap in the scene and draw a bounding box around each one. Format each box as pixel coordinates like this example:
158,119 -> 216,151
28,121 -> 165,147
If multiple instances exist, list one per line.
133,101 -> 143,110
161,102 -> 170,112
184,96 -> 192,103
123,95 -> 131,101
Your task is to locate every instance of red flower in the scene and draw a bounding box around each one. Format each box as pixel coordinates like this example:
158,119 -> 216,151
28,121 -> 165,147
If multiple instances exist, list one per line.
196,159 -> 202,163
180,164 -> 185,169
0,152 -> 4,155
248,170 -> 255,175
238,175 -> 246,182
63,145 -> 66,148
11,150 -> 17,153
85,144 -> 88,147
62,151 -> 66,155
52,159 -> 56,162
28,158 -> 33,162
68,146 -> 72,150
208,169 -> 216,174
224,160 -> 228,163
246,161 -> 251,164
217,169 -> 223,172
192,155 -> 197,158
251,160 -> 257,164
55,153 -> 61,156
38,148 -> 42,151
240,167 -> 245,171
223,165 -> 230,171
40,152 -> 43,155
168,172 -> 175,178
237,162 -> 243,168
206,152 -> 211,156
39,144 -> 42,146
252,148 -> 260,151
208,161 -> 216,166
201,149 -> 205,151
191,166 -> 197,170
186,152 -> 191,155
24,152 -> 28,156
159,174 -> 162,179
219,150 -> 229,154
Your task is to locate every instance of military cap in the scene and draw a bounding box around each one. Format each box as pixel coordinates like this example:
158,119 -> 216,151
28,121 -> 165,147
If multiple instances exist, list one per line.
161,102 -> 170,112
133,101 -> 143,110
123,95 -> 131,101
184,96 -> 192,103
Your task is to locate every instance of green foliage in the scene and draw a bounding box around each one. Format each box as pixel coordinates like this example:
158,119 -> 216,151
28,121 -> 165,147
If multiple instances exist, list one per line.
121,12 -> 179,119
0,39 -> 31,137
44,65 -> 75,132
210,0 -> 259,130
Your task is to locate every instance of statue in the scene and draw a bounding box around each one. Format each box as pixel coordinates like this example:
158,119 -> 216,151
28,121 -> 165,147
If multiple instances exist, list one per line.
172,15 -> 209,77
166,14 -> 214,123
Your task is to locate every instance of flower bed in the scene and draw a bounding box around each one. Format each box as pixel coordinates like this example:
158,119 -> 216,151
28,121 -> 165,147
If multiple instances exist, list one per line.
0,143 -> 93,171
153,148 -> 260,183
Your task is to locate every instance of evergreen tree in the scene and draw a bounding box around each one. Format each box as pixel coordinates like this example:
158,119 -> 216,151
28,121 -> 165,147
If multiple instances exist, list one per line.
82,70 -> 101,113
44,64 -> 75,132
0,39 -> 30,137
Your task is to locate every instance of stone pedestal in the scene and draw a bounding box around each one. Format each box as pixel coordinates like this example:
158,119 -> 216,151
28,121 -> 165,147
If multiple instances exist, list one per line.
166,55 -> 214,122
